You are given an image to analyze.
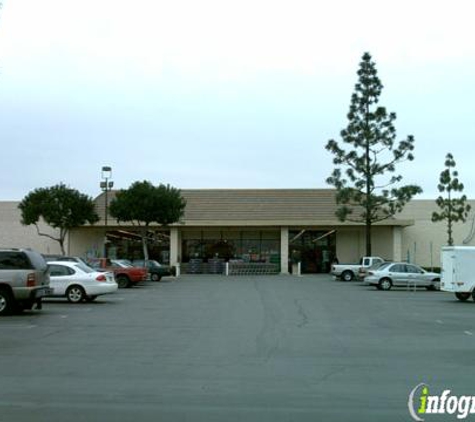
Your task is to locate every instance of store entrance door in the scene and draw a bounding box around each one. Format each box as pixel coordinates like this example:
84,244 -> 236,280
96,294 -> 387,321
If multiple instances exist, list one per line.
289,230 -> 336,274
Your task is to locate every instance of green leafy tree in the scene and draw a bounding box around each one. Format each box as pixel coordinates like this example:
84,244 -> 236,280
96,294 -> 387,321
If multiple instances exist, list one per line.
431,153 -> 471,246
325,52 -> 422,255
18,183 -> 99,255
109,181 -> 186,260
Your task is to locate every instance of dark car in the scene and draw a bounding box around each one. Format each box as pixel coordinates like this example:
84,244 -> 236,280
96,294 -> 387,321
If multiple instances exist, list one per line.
132,260 -> 175,282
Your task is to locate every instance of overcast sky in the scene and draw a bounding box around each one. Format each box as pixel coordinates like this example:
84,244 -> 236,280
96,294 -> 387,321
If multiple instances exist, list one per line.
0,0 -> 474,200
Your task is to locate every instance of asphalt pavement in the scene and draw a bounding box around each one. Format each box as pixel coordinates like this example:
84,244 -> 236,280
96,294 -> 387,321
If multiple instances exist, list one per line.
1,274 -> 474,422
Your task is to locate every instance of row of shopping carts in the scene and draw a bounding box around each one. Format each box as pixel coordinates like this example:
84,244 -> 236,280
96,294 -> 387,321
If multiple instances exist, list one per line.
228,262 -> 279,276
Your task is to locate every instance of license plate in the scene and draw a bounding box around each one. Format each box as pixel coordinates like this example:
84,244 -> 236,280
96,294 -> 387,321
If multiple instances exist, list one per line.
36,287 -> 53,298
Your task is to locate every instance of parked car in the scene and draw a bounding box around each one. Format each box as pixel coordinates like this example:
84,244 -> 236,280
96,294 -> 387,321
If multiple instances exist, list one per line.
0,248 -> 52,315
87,258 -> 147,288
132,259 -> 175,281
47,261 -> 118,303
43,255 -> 91,267
364,262 -> 440,291
358,260 -> 389,280
331,256 -> 385,281
111,259 -> 134,267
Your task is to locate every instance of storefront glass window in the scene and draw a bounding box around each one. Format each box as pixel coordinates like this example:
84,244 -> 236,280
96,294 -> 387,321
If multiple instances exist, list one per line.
181,230 -> 280,264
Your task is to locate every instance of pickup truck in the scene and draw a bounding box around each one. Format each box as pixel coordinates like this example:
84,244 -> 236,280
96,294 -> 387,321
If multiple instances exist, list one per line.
331,256 -> 385,281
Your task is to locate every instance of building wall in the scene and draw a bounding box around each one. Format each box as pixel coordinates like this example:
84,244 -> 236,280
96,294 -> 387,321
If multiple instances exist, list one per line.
0,201 -> 61,254
397,200 -> 475,268
335,229 -> 362,262
68,227 -> 106,258
335,226 -> 394,262
371,227 -> 394,261
3,198 -> 475,270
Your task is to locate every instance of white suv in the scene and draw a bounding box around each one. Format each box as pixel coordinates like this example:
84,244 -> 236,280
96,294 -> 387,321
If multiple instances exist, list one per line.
0,248 -> 52,315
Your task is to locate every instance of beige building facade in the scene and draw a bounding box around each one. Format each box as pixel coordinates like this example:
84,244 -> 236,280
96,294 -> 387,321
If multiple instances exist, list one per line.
0,202 -> 62,255
2,190 -> 475,272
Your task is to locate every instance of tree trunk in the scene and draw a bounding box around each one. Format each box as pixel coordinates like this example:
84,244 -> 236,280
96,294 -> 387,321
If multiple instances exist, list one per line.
448,190 -> 453,246
448,218 -> 453,246
141,227 -> 149,261
59,239 -> 66,256
366,221 -> 372,256
59,230 -> 66,256
364,108 -> 372,257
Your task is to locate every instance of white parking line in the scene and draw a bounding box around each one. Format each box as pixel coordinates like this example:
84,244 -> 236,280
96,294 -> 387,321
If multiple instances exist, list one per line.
464,331 -> 473,336
436,320 -> 444,324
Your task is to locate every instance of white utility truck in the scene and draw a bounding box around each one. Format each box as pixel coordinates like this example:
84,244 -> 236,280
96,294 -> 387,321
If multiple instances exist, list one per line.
331,256 -> 385,281
441,246 -> 475,302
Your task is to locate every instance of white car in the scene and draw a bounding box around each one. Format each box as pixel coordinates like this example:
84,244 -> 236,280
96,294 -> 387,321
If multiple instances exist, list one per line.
364,262 -> 440,291
47,261 -> 118,303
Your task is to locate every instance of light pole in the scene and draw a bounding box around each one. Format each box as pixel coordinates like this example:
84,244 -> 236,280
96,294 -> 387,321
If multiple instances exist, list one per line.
100,166 -> 113,257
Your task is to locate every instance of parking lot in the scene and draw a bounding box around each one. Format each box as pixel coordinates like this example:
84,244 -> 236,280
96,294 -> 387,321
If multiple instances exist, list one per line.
1,274 -> 475,422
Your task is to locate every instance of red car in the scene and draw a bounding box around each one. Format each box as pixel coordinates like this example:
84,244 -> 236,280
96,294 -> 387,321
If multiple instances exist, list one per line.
88,258 -> 147,288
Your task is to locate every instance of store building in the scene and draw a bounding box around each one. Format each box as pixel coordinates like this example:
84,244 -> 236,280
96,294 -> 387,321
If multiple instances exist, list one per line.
69,189 -> 415,274
3,189 -> 475,273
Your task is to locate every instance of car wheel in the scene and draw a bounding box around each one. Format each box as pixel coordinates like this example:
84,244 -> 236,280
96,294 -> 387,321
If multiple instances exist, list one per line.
116,275 -> 131,288
341,271 -> 353,282
66,285 -> 85,303
151,273 -> 162,282
85,295 -> 98,302
0,288 -> 14,316
456,292 -> 471,302
379,278 -> 392,291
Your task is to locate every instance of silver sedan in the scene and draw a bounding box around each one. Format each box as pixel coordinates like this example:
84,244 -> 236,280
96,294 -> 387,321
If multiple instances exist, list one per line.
364,262 -> 440,291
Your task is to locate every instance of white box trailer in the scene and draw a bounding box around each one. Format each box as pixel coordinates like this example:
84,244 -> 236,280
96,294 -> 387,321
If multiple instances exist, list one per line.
441,246 -> 475,301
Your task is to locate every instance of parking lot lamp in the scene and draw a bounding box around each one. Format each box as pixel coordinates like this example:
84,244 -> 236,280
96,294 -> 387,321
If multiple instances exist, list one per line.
100,166 -> 113,256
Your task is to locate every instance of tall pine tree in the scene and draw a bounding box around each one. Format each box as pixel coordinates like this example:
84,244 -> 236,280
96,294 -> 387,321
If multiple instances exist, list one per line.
432,153 -> 471,246
326,52 -> 422,255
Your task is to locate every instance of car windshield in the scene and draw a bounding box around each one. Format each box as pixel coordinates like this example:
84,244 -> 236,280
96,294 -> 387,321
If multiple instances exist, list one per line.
73,262 -> 95,273
134,260 -> 161,267
149,260 -> 161,266
27,250 -> 48,271
406,264 -> 424,274
368,261 -> 386,270
375,262 -> 392,271
113,259 -> 133,268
